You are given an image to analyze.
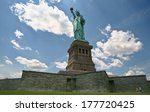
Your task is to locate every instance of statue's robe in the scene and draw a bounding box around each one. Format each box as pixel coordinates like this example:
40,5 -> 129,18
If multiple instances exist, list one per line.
73,15 -> 85,41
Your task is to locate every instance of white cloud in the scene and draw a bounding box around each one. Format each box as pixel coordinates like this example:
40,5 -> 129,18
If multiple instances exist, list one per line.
100,29 -> 108,37
109,59 -> 123,68
14,30 -> 24,39
0,73 -> 8,79
124,66 -> 145,76
106,71 -> 116,77
10,0 -> 73,37
92,57 -> 109,70
92,24 -> 143,70
105,24 -> 112,32
16,56 -> 48,71
92,48 -> 108,60
29,0 -> 34,3
25,46 -> 32,51
0,64 -> 4,67
106,66 -> 146,79
50,0 -> 62,3
97,30 -> 142,58
11,39 -> 32,51
4,56 -> 13,65
147,75 -> 150,80
92,57 -> 123,70
10,72 -> 22,78
11,39 -> 21,50
99,24 -> 111,37
0,74 -> 4,79
54,61 -> 67,70
0,72 -> 22,79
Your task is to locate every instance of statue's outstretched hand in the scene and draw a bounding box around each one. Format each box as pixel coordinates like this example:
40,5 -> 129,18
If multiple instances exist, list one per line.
70,7 -> 73,11
70,8 -> 74,13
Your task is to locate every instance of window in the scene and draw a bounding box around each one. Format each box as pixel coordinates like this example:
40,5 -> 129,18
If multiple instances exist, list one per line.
82,49 -> 85,54
79,48 -> 81,53
86,49 -> 88,54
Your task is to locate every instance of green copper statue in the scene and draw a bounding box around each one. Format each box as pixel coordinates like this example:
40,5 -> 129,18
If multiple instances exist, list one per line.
70,8 -> 85,41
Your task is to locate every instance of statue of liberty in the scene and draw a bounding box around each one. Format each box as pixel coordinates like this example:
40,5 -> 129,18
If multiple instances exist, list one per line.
70,8 -> 85,41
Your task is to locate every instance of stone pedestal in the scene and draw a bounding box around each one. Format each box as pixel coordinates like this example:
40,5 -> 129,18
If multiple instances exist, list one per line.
66,40 -> 96,72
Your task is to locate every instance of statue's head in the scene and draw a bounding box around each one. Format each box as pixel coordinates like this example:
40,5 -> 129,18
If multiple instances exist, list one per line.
75,11 -> 80,16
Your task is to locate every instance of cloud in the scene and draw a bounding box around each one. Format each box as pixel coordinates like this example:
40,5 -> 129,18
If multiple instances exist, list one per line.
0,64 -> 4,67
92,57 -> 123,70
4,56 -> 13,65
0,73 -> 9,79
106,66 -> 146,79
0,72 -> 22,79
25,47 -> 32,51
49,0 -> 76,3
16,56 -> 48,71
11,39 -> 32,51
92,24 -> 143,70
147,75 -> 150,80
99,24 -> 112,37
97,30 -> 142,58
105,24 -> 112,32
92,57 -> 109,70
14,30 -> 24,39
10,72 -> 22,78
106,71 -> 116,77
54,61 -> 67,70
11,39 -> 21,50
10,0 -> 73,37
124,66 -> 145,76
109,59 -> 123,68
49,0 -> 62,3
29,0 -> 34,3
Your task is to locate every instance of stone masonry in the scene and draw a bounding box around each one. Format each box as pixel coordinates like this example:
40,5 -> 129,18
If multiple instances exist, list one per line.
66,40 -> 96,72
0,70 -> 149,93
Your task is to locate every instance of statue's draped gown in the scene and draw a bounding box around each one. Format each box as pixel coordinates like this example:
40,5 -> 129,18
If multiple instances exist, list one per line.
73,15 -> 85,41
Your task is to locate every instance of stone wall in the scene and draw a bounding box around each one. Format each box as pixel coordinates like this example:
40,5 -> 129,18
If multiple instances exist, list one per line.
19,71 -> 67,91
0,70 -> 149,93
0,78 -> 21,90
75,71 -> 109,92
147,81 -> 150,91
112,75 -> 149,92
19,71 -> 109,92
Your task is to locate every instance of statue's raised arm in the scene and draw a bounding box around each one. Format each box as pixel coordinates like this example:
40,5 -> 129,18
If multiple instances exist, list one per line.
70,8 -> 76,19
70,8 -> 86,41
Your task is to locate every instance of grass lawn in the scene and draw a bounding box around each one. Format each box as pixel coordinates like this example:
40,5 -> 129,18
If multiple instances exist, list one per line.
0,90 -> 149,95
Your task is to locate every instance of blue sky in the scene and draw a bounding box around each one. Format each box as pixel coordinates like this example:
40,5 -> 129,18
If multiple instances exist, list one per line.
0,0 -> 150,79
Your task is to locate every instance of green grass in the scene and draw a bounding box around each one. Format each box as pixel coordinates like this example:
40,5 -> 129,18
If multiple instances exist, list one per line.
0,90 -> 149,95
